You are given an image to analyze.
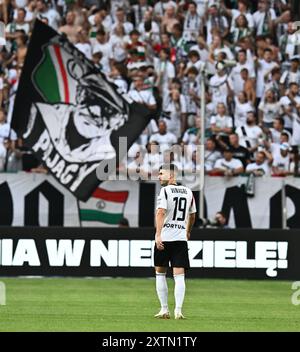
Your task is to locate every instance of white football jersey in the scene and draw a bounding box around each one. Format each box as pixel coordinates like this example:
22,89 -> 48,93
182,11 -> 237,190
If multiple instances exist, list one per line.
156,184 -> 197,242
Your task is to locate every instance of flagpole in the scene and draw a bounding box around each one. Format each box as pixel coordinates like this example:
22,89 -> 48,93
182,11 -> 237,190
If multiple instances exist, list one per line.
199,63 -> 206,220
281,178 -> 287,229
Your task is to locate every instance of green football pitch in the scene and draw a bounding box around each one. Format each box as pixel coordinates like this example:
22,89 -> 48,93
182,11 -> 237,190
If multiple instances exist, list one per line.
0,277 -> 299,332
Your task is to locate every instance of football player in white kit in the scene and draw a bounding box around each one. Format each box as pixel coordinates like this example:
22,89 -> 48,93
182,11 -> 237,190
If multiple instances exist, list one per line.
154,164 -> 196,319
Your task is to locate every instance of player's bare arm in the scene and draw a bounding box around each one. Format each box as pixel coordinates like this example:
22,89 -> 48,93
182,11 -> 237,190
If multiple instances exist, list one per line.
155,208 -> 166,251
186,213 -> 196,241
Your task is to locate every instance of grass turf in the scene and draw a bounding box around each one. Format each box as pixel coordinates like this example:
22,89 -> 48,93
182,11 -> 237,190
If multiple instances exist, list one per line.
0,277 -> 299,332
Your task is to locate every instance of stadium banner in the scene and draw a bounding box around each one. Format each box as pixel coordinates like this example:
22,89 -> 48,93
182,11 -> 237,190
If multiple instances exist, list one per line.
2,173 -> 300,228
11,19 -> 152,201
0,227 -> 298,279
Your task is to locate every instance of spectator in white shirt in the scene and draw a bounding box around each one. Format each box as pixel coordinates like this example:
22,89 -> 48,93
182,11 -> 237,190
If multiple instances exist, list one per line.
92,29 -> 111,74
280,57 -> 300,92
154,47 -> 175,96
75,29 -> 92,60
268,134 -> 290,161
109,24 -> 129,63
212,149 -> 244,176
193,0 -> 208,18
230,14 -> 252,44
246,150 -> 272,176
264,66 -> 281,100
13,1 -> 33,22
182,115 -> 201,147
185,50 -> 205,72
268,117 -> 292,144
236,111 -> 264,153
205,3 -> 229,45
6,7 -> 30,39
127,148 -> 150,180
205,138 -> 222,173
111,8 -> 134,35
149,120 -> 178,153
272,142 -> 291,175
279,99 -> 295,133
279,21 -> 300,62
210,102 -> 233,140
183,148 -> 201,175
35,0 -> 61,30
221,0 -> 254,33
182,1 -> 202,44
143,141 -> 161,177
0,109 -> 17,171
138,10 -> 160,44
88,6 -> 113,34
181,66 -> 201,116
189,35 -> 210,62
110,0 -> 131,20
109,62 -> 128,94
258,89 -> 281,128
291,106 -> 300,148
209,63 -> 234,110
234,91 -> 254,128
279,82 -> 300,112
230,49 -> 255,94
256,47 -> 279,103
128,75 -> 157,110
279,83 -> 300,139
132,0 -> 153,28
162,88 -> 187,138
209,33 -> 235,63
253,0 -> 277,36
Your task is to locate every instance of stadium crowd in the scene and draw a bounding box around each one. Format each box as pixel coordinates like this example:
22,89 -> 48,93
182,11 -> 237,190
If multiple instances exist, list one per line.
0,0 -> 300,178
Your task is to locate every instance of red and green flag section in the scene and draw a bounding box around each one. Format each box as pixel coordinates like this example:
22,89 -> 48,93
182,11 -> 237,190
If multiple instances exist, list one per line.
79,188 -> 129,225
11,19 -> 153,201
33,44 -> 78,104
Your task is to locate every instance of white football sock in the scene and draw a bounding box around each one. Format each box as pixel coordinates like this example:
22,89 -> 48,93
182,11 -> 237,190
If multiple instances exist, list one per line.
174,274 -> 185,313
156,272 -> 168,311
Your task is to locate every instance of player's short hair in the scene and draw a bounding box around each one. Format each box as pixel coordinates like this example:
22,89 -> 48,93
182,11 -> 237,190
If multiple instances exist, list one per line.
159,163 -> 178,175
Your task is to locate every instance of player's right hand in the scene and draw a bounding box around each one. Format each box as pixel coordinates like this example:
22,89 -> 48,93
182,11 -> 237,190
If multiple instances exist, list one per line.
155,235 -> 164,251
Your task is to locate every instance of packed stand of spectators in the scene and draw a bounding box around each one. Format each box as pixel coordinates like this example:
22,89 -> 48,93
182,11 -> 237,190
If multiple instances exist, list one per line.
0,0 -> 300,178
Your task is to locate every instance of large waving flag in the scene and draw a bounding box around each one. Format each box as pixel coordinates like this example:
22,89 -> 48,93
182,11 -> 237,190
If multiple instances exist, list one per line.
11,20 -> 152,201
